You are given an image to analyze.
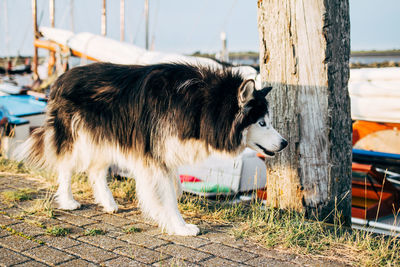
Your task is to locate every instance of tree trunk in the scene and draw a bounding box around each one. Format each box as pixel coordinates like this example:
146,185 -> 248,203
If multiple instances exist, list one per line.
257,0 -> 352,224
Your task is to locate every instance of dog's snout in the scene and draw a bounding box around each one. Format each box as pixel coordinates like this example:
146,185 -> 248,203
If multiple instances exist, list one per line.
280,139 -> 288,150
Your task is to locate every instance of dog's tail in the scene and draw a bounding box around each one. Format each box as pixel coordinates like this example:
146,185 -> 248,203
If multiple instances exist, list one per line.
14,127 -> 50,169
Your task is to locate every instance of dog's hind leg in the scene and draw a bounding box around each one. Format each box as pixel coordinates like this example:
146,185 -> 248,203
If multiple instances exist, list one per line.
55,166 -> 81,210
172,170 -> 183,199
88,166 -> 119,213
135,164 -> 199,236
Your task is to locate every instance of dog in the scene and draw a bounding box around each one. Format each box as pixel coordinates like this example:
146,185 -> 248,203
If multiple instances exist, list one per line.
17,62 -> 287,236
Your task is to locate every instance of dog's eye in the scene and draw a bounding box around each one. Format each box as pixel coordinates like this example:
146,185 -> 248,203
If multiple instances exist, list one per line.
258,120 -> 266,127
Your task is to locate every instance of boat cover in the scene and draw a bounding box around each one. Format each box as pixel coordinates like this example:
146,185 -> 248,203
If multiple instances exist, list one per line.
349,67 -> 400,123
0,95 -> 46,125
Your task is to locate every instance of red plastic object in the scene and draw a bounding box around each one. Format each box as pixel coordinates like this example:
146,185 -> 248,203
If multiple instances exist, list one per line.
180,175 -> 202,183
351,162 -> 400,219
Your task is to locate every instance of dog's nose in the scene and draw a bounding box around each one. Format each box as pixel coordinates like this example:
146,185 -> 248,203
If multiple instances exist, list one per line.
280,139 -> 288,150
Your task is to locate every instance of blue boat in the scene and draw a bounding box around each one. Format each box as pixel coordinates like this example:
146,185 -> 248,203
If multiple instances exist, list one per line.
0,95 -> 47,158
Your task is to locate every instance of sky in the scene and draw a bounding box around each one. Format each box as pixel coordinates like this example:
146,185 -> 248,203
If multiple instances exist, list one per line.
0,0 -> 400,57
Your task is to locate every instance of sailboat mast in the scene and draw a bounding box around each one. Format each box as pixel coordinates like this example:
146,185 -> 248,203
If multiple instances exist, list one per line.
101,0 -> 106,36
70,0 -> 74,32
120,0 -> 125,41
32,0 -> 39,80
145,0 -> 149,50
48,0 -> 55,76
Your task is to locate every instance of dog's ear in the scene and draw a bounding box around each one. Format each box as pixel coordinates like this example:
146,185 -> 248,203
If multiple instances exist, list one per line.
238,80 -> 255,107
260,86 -> 273,98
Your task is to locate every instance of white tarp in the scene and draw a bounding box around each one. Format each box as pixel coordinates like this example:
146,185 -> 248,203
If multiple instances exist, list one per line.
349,67 -> 400,123
39,27 -> 259,84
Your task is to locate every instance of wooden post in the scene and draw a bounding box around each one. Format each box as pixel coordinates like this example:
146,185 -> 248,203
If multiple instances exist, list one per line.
120,0 -> 125,41
32,0 -> 39,80
101,0 -> 106,36
257,0 -> 352,224
48,0 -> 55,76
144,0 -> 149,50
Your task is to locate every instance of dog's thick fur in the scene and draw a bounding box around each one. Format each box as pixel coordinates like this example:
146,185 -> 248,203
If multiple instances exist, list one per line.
17,63 -> 287,236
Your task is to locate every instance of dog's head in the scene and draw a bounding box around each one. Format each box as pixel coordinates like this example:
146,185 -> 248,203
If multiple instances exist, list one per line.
237,79 -> 288,157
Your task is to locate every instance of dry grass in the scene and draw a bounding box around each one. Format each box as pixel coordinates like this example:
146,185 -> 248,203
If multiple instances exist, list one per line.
1,188 -> 36,202
178,196 -> 400,266
1,157 -> 399,266
84,228 -> 106,236
22,190 -> 55,218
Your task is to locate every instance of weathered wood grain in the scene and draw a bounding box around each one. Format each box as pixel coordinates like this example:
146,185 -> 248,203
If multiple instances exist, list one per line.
257,0 -> 352,223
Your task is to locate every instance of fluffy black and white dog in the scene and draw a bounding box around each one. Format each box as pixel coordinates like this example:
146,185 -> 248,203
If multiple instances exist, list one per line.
18,63 -> 287,236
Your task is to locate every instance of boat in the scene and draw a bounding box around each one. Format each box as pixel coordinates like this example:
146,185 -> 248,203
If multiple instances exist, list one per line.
0,95 -> 47,159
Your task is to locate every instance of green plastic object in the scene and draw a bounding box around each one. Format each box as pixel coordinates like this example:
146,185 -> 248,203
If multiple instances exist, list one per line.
182,182 -> 231,193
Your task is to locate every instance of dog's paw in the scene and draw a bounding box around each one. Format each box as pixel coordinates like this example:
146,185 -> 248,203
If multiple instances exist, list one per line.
58,199 -> 81,210
170,223 -> 200,236
102,201 -> 119,213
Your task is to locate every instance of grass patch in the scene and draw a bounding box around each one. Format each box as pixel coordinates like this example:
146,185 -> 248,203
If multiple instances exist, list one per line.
46,226 -> 70,236
1,188 -> 36,202
178,195 -> 400,266
24,198 -> 55,218
0,224 -> 45,245
124,226 -> 142,234
84,228 -> 106,236
0,158 -> 28,173
110,176 -> 136,202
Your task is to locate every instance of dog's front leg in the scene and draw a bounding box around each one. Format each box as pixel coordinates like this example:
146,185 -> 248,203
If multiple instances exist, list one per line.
135,163 -> 199,236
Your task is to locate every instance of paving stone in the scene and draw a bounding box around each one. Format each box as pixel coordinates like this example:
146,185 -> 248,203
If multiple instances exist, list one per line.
199,256 -> 250,266
0,214 -> 21,226
66,243 -> 118,263
246,247 -> 297,262
36,235 -> 80,249
11,222 -> 46,237
153,257 -> 200,267
119,232 -> 169,249
72,205 -> 105,218
198,231 -> 248,248
142,228 -> 164,237
57,258 -> 98,267
13,260 -> 48,267
115,206 -> 141,218
0,246 -> 31,265
155,244 -> 211,263
122,222 -> 157,234
245,256 -> 295,267
0,228 -> 10,237
92,213 -> 132,227
158,234 -> 211,248
103,256 -> 148,267
56,212 -> 98,227
23,246 -> 75,265
78,234 -> 128,250
114,244 -> 170,265
82,222 -> 124,238
0,235 -> 41,252
198,243 -> 257,263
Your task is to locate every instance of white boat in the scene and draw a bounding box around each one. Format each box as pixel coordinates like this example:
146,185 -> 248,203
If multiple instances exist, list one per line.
39,27 -> 260,86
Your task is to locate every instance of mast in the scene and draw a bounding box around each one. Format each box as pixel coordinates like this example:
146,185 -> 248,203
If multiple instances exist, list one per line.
70,0 -> 74,32
144,0 -> 149,50
32,0 -> 39,80
48,0 -> 55,76
101,0 -> 106,36
120,0 -> 125,41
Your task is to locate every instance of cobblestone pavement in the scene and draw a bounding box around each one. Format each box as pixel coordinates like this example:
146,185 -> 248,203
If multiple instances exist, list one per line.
0,173 -> 348,266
